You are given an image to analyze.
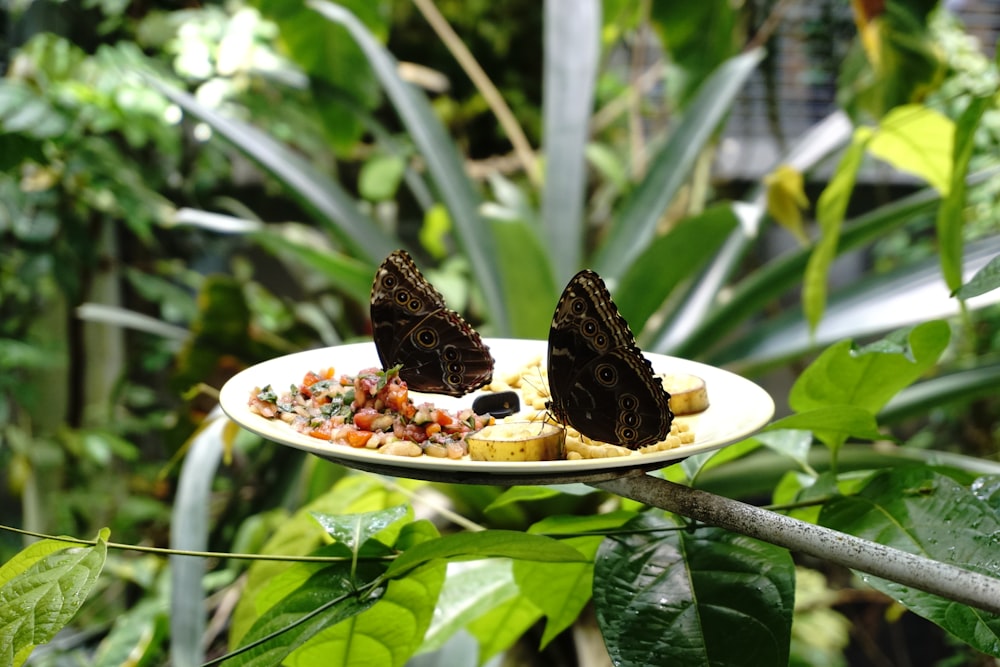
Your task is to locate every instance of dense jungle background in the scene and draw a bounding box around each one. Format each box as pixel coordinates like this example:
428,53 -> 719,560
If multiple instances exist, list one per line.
2,0 -> 1000,665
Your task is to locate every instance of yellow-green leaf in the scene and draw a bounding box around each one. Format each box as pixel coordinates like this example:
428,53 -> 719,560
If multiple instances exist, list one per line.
764,164 -> 810,245
804,129 -> 870,332
867,105 -> 954,194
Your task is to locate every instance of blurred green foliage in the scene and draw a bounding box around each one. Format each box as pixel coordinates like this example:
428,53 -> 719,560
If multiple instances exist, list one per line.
1,0 -> 998,664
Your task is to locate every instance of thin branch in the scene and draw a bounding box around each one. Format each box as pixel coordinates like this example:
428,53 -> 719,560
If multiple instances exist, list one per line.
744,0 -> 798,52
595,474 -> 1000,616
411,0 -> 541,187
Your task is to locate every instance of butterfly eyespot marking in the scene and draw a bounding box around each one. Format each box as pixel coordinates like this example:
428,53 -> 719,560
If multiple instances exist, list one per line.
571,298 -> 587,315
383,275 -> 397,288
595,333 -> 608,348
595,363 -> 617,385
619,426 -> 638,442
415,328 -> 437,348
394,290 -> 410,304
622,412 -> 640,427
447,373 -> 463,385
619,394 -> 638,411
443,347 -> 459,361
409,299 -> 422,312
447,361 -> 463,373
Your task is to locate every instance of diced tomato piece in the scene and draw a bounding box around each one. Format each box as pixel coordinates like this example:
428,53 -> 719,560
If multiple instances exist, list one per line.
308,420 -> 334,440
345,429 -> 373,448
425,422 -> 442,437
434,410 -> 454,426
302,371 -> 322,387
402,423 -> 428,443
352,407 -> 380,431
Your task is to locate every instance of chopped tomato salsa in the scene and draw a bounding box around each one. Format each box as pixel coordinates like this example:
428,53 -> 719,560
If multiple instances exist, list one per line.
248,365 -> 492,458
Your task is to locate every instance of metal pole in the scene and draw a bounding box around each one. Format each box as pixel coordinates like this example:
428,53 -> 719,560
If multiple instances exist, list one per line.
594,473 -> 1000,616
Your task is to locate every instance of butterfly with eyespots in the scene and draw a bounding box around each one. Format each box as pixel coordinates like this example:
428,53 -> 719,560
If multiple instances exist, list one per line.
547,269 -> 673,449
370,250 -> 494,397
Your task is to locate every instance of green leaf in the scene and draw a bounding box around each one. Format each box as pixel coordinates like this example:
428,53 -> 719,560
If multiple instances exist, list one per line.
594,514 -> 795,667
152,80 -> 395,263
804,129 -> 870,332
766,406 -> 884,443
0,82 -> 67,138
359,154 -> 407,202
284,562 -> 446,667
867,105 -> 954,194
311,505 -> 410,550
541,0 -> 600,282
466,588 -> 543,663
708,231 -> 999,371
971,475 -> 1000,512
594,48 -> 764,280
937,96 -> 990,292
617,204 -> 739,332
249,230 -> 374,306
789,321 -> 950,414
514,511 -> 637,647
0,530 -> 110,667
490,218 -> 559,338
754,430 -> 815,470
649,0 -> 738,108
310,0 -> 511,334
420,559 -> 520,653
385,530 -> 588,579
675,181 -> 945,361
881,363 -> 1000,423
819,468 -> 1000,657
680,438 -> 763,482
92,596 -> 168,667
223,564 -> 383,667
231,476 -> 408,646
955,251 -> 1000,300
250,0 -> 386,152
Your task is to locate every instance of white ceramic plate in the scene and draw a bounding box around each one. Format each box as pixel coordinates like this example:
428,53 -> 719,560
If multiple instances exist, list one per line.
219,338 -> 774,479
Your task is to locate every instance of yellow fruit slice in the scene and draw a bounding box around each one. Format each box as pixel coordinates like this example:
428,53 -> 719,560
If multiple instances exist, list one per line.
467,422 -> 565,461
660,373 -> 709,415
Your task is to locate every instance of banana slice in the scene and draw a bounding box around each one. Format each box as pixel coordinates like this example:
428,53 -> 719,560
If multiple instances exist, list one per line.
660,373 -> 709,415
468,422 -> 565,461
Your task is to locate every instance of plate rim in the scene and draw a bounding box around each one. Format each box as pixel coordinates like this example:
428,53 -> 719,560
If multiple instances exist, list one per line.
218,338 -> 775,478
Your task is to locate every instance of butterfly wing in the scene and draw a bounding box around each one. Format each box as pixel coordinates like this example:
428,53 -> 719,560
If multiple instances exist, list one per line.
547,270 -> 673,448
371,250 -> 493,397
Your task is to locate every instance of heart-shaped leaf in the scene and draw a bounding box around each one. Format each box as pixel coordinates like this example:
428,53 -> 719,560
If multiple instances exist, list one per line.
594,514 -> 794,667
790,320 -> 950,413
311,504 -> 410,551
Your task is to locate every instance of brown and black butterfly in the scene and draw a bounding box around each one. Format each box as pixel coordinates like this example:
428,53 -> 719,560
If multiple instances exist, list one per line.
370,250 -> 494,397
547,269 -> 673,449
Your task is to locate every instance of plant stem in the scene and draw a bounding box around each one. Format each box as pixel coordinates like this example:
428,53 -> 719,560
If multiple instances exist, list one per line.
411,0 -> 541,188
595,473 -> 1000,615
0,524 -> 394,563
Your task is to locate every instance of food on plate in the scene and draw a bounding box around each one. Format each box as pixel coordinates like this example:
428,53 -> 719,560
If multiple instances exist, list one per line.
482,357 -> 700,459
467,422 -> 564,461
247,365 -> 493,458
659,373 -> 710,415
246,353 -> 705,463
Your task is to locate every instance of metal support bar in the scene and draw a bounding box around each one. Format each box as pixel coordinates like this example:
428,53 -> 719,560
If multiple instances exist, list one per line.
594,473 -> 1000,616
